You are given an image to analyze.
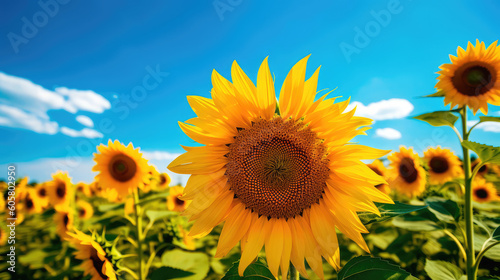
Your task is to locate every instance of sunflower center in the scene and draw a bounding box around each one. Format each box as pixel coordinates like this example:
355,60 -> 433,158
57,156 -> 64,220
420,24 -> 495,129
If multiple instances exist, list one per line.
475,188 -> 488,199
56,183 -> 66,198
26,197 -> 34,210
79,208 -> 86,217
175,196 -> 184,206
38,188 -> 46,197
226,118 -> 329,219
160,174 -> 167,185
452,62 -> 495,96
108,154 -> 137,182
429,156 -> 449,174
399,157 -> 418,183
90,246 -> 109,279
63,214 -> 69,227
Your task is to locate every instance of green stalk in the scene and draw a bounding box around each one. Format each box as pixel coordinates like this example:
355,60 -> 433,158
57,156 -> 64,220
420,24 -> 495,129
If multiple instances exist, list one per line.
289,263 -> 299,280
460,107 -> 476,280
133,189 -> 145,280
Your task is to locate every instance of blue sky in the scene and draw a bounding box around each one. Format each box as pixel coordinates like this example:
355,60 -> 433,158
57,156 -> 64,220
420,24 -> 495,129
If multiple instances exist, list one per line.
1,0 -> 500,183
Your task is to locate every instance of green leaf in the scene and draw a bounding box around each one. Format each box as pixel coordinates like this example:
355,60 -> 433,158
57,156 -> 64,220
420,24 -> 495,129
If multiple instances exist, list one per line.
221,259 -> 275,280
413,111 -> 459,127
146,210 -> 176,223
151,267 -> 195,280
422,90 -> 446,98
462,141 -> 500,165
424,259 -> 463,280
425,197 -> 460,223
474,234 -> 500,261
392,215 -> 441,231
161,249 -> 210,280
479,116 -> 500,123
337,256 -> 418,280
358,202 -> 428,225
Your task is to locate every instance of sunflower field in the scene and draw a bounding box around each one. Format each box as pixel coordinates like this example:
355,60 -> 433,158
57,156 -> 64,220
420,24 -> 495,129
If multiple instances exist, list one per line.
2,41 -> 500,280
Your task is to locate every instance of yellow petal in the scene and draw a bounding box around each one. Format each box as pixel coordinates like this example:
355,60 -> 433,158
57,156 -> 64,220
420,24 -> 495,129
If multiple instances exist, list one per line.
215,203 -> 252,258
256,57 -> 277,119
239,216 -> 268,275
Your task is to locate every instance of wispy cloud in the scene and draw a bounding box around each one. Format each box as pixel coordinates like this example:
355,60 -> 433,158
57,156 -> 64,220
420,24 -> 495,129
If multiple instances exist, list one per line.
142,151 -> 182,161
60,127 -> 103,138
347,98 -> 414,120
76,115 -> 94,128
0,72 -> 110,138
375,127 -> 402,140
467,120 -> 500,133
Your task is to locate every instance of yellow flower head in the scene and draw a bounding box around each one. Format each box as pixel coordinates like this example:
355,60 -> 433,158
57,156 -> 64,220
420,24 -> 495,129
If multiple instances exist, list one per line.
167,185 -> 189,212
35,183 -> 50,208
48,172 -> 73,212
67,229 -> 117,280
76,182 -> 92,197
54,210 -> 74,239
471,159 -> 489,177
472,178 -> 499,203
157,173 -> 171,190
93,140 -> 150,197
24,188 -> 43,214
77,200 -> 94,220
388,146 -> 427,197
436,40 -> 500,114
424,146 -> 463,185
367,159 -> 391,195
168,56 -> 392,279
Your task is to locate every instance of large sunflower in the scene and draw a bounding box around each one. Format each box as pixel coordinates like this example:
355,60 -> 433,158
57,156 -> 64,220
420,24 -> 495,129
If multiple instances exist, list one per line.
388,146 -> 427,197
168,56 -> 392,278
472,178 -> 499,203
436,40 -> 500,114
67,229 -> 117,280
93,140 -> 150,197
48,171 -> 73,212
367,160 -> 391,195
423,146 -> 462,185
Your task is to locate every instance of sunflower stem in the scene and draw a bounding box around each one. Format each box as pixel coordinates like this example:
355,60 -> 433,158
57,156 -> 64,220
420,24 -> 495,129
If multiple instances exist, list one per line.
460,107 -> 476,280
133,189 -> 145,280
289,263 -> 299,280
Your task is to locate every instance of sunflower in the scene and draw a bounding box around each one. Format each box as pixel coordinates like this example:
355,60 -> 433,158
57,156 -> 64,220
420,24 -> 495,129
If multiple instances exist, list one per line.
24,188 -> 43,214
168,56 -> 392,278
77,200 -> 94,220
35,183 -> 50,208
388,146 -> 427,197
166,185 -> 189,212
55,210 -> 74,239
157,173 -> 171,190
76,182 -> 92,197
472,178 -> 499,203
436,40 -> 500,114
471,159 -> 489,177
48,171 -> 73,212
67,229 -> 117,280
124,197 -> 135,215
423,146 -> 462,185
367,160 -> 391,195
0,227 -> 6,246
93,140 -> 150,197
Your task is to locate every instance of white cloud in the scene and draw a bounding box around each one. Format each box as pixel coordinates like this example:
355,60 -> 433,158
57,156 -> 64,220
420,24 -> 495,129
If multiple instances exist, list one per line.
60,127 -> 103,138
347,98 -> 414,120
467,120 -> 500,132
76,115 -> 94,127
0,72 -> 110,138
142,151 -> 182,161
375,128 -> 402,140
